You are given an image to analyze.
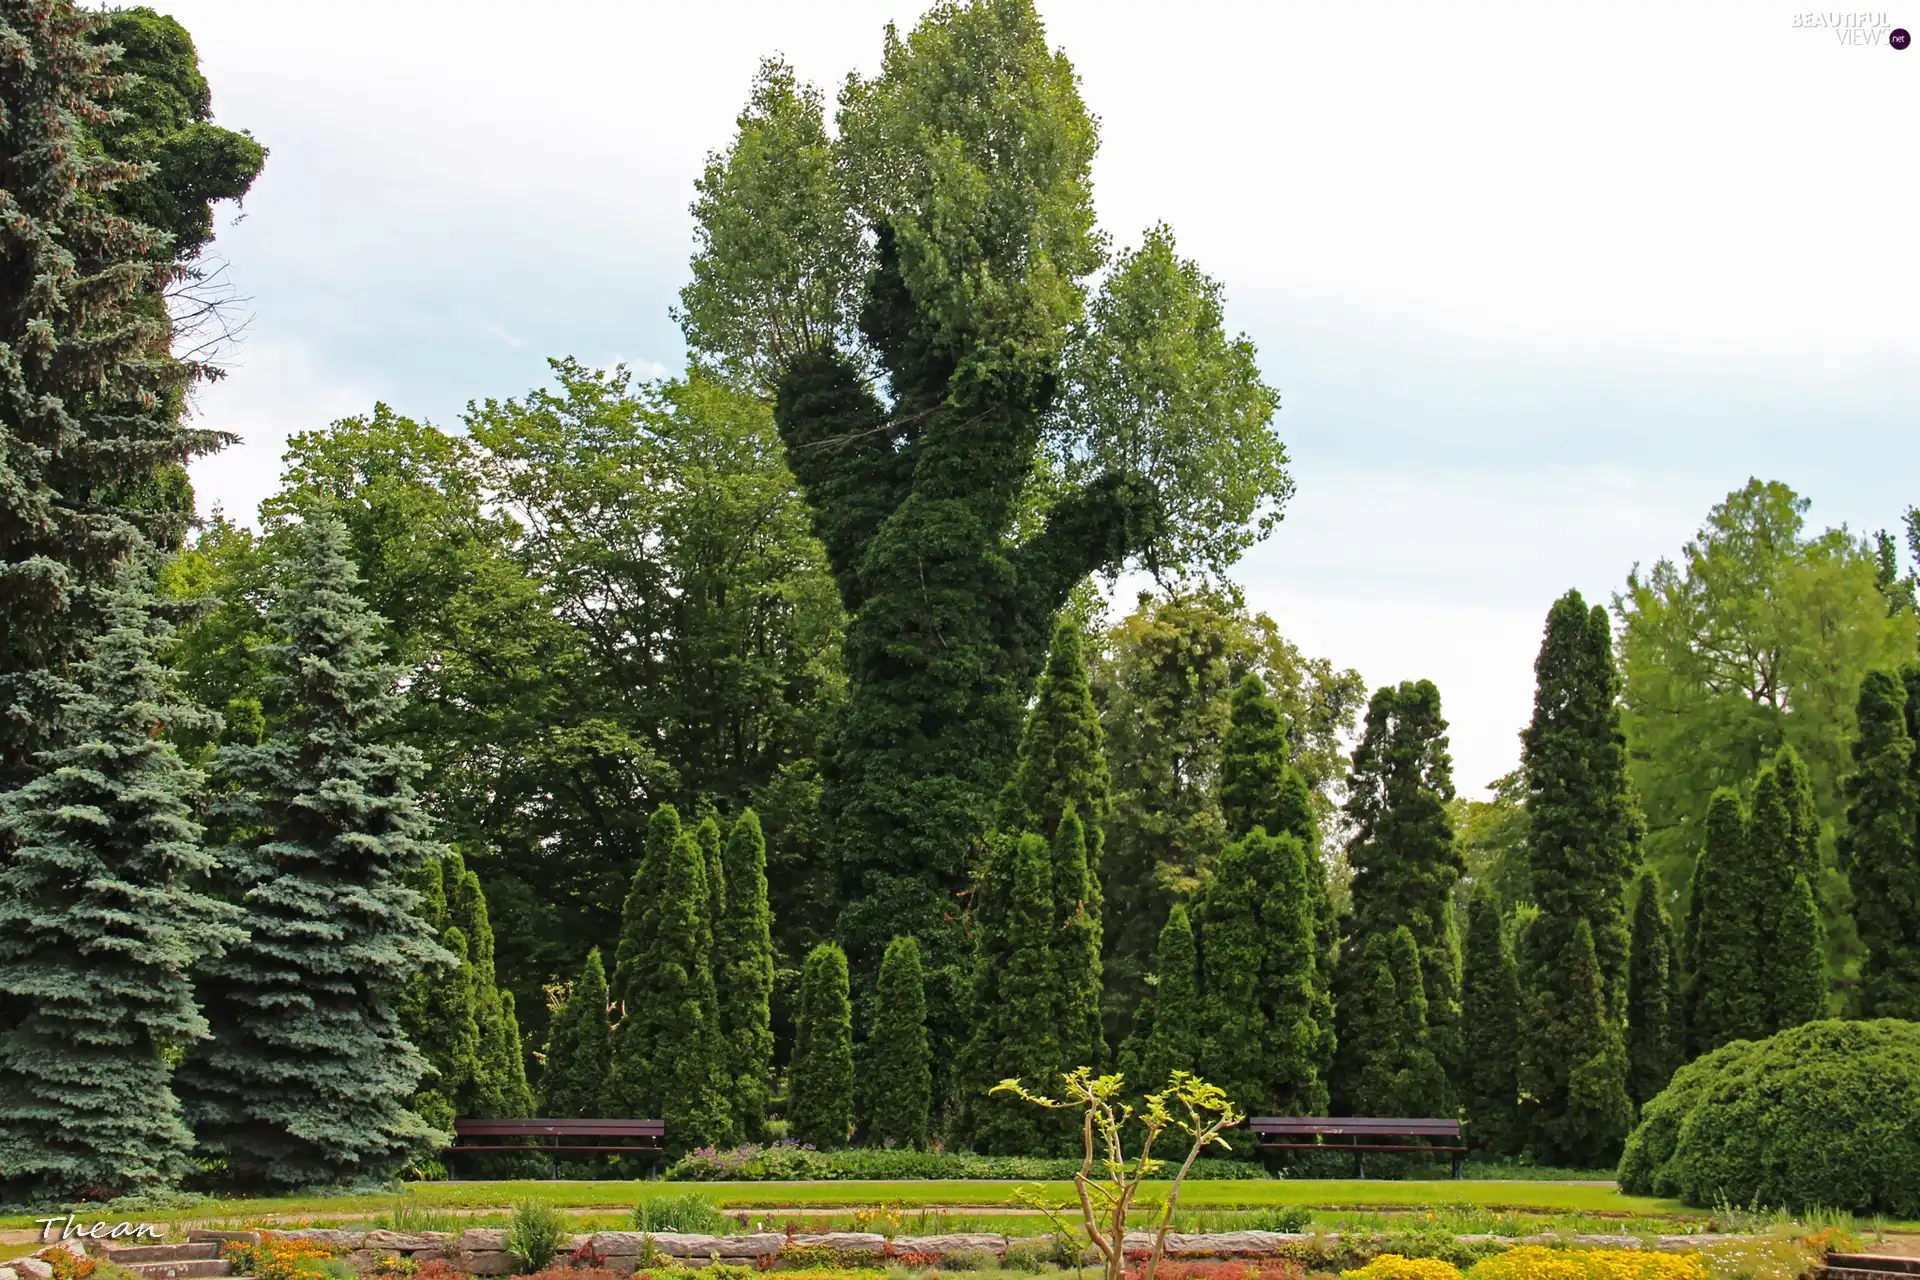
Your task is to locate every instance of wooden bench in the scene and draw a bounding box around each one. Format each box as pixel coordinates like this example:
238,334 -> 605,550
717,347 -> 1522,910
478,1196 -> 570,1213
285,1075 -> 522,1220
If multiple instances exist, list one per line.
1248,1116 -> 1465,1179
447,1118 -> 665,1176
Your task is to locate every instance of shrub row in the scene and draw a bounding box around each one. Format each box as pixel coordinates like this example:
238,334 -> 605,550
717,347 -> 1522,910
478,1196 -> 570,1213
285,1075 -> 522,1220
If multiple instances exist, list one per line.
662,1142 -> 1268,1181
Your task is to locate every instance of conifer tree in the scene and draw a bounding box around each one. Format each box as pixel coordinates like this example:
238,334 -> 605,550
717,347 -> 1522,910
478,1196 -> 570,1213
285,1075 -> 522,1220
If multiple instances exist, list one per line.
1770,875 -> 1827,1031
497,990 -> 535,1118
1459,894 -> 1523,1154
1523,591 -> 1639,1011
0,583 -> 242,1200
448,858 -> 532,1116
697,812 -> 727,943
1050,807 -> 1105,1074
715,809 -> 775,1140
411,926 -> 480,1134
868,935 -> 932,1148
1748,757 -> 1827,1031
1525,917 -> 1631,1166
1346,931 -> 1425,1116
539,948 -> 611,1118
962,833 -> 1059,1153
1840,668 -> 1920,1019
1686,789 -> 1768,1050
1001,619 -> 1111,867
1625,870 -> 1682,1108
1132,903 -> 1204,1091
624,830 -> 733,1148
178,516 -> 446,1187
1335,681 -> 1462,1107
1386,925 -> 1449,1116
790,942 -> 855,1148
606,803 -> 682,1112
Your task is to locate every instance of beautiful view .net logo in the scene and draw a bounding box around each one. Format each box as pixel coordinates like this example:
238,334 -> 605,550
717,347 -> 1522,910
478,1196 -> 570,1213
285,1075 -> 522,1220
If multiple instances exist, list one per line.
1790,12 -> 1912,44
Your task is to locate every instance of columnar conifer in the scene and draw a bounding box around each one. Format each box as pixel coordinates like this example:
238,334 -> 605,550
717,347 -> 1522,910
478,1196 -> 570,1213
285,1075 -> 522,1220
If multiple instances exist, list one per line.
1050,807 -> 1105,1074
1131,903 -> 1204,1091
1459,894 -> 1523,1154
448,857 -> 533,1116
1685,789 -> 1759,1052
1770,876 -> 1827,1031
1521,590 -> 1637,1160
1001,619 -> 1111,869
962,833 -> 1059,1153
1840,668 -> 1920,1019
1335,681 -> 1461,1108
628,830 -> 733,1148
0,584 -> 242,1200
539,948 -> 611,1118
790,941 -> 855,1148
606,803 -> 682,1112
411,926 -> 480,1133
869,935 -> 932,1148
716,809 -> 775,1140
1625,870 -> 1682,1107
178,517 -> 446,1186
1749,755 -> 1827,1031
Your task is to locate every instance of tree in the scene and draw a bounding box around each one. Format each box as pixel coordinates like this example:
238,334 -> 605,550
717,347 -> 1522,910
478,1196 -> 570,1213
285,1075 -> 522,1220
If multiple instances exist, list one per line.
1452,770 -> 1532,915
409,926 -> 480,1134
1050,807 -> 1107,1077
789,942 -> 854,1148
716,809 -> 776,1140
1684,789 -> 1763,1052
1771,876 -> 1828,1034
1128,904 -> 1204,1096
686,6 -> 1290,1038
177,517 -> 447,1187
1335,681 -> 1462,1109
0,581 -> 242,1200
1625,870 -> 1682,1108
1526,918 -> 1632,1166
1344,927 -> 1445,1118
606,803 -> 681,1114
960,833 -> 1060,1154
1749,752 -> 1828,1031
1459,894 -> 1523,1155
538,949 -> 611,1118
1000,618 -> 1111,858
1618,481 -> 1918,999
441,854 -> 533,1118
1840,669 -> 1920,1019
868,935 -> 932,1148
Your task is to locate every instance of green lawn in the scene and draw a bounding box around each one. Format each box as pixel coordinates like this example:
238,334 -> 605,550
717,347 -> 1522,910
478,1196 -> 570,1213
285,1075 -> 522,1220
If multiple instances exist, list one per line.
0,1178 -> 1688,1233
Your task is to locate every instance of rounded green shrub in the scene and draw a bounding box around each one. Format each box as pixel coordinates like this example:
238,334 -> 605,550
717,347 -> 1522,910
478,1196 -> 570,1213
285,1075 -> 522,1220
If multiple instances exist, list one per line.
1615,1038 -> 1757,1196
1626,1019 -> 1920,1214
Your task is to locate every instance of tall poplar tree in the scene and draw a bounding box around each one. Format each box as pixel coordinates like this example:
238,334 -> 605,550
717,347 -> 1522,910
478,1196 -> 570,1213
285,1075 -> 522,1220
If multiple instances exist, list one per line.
1625,870 -> 1682,1108
0,583 -> 242,1200
1459,894 -> 1523,1154
685,2 -> 1291,1035
410,926 -> 480,1134
868,935 -> 932,1148
1334,680 -> 1461,1108
179,517 -> 446,1186
538,948 -> 610,1118
1840,668 -> 1920,1019
790,942 -> 855,1148
1522,589 -> 1637,1159
715,809 -> 775,1140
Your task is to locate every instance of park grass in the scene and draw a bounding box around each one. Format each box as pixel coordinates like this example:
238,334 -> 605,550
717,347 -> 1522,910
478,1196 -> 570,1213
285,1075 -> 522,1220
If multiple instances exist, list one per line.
0,1178 -> 1689,1233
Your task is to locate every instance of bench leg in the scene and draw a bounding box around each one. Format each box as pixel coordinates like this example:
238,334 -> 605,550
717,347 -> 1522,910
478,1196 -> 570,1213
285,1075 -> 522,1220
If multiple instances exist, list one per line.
1353,1148 -> 1365,1178
1452,1152 -> 1462,1180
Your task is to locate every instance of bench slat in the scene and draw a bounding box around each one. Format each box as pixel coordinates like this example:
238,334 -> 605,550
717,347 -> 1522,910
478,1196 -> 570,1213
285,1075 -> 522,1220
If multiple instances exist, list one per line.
453,1118 -> 664,1137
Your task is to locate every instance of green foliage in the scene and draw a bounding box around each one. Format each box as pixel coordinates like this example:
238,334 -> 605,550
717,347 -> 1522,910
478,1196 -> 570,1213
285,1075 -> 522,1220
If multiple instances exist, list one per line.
716,809 -> 776,1141
1345,928 -> 1446,1118
0,0 -> 190,796
177,517 -> 447,1187
1001,619 -> 1112,881
448,856 -> 535,1117
1618,481 -> 1918,1000
0,580 -> 242,1200
1641,1019 -> 1920,1215
1128,903 -> 1204,1097
411,925 -> 481,1134
790,942 -> 855,1149
1770,875 -> 1827,1033
632,1190 -> 730,1234
1839,667 -> 1920,1018
1520,589 -> 1636,1161
538,948 -> 611,1119
1523,918 -> 1631,1167
629,829 -> 734,1149
1335,681 -> 1461,1110
507,1199 -> 569,1274
868,935 -> 933,1149
607,803 -> 680,1115
1624,871 -> 1682,1108
961,833 -> 1060,1154
1452,771 -> 1531,915
1459,895 -> 1523,1155
1049,807 -> 1107,1078
1615,1039 -> 1755,1197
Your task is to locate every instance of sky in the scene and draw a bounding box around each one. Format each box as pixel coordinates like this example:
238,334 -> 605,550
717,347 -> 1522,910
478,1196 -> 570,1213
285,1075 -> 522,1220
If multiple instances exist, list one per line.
166,0 -> 1919,795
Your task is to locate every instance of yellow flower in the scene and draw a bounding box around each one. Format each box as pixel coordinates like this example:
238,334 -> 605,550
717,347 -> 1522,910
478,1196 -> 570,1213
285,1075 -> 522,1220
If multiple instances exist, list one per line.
1468,1246 -> 1707,1280
1343,1254 -> 1466,1280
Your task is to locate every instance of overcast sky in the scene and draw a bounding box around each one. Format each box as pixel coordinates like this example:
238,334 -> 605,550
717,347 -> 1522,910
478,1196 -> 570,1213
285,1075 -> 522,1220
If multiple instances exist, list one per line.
167,0 -> 1919,796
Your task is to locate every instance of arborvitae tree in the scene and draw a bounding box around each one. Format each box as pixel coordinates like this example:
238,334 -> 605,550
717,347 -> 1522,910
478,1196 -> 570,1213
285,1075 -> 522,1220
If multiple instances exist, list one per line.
538,948 -> 611,1118
790,941 -> 855,1149
411,926 -> 480,1134
1459,894 -> 1523,1154
1771,876 -> 1827,1032
1000,618 -> 1112,868
606,803 -> 682,1113
962,832 -> 1059,1154
625,830 -> 733,1149
1524,591 -> 1639,1010
1686,787 -> 1776,1050
0,583 -> 242,1200
696,812 -> 727,944
1625,870 -> 1682,1108
497,991 -> 535,1119
1748,758 -> 1828,1031
868,935 -> 932,1148
1334,681 -> 1462,1108
178,516 -> 445,1187
1841,668 -> 1920,1019
1525,917 -> 1631,1166
1264,829 -> 1333,1115
1050,807 -> 1105,1074
1346,930 -> 1441,1117
715,809 -> 775,1141
448,858 -> 532,1117
1386,925 -> 1449,1116
1521,590 -> 1637,1160
1131,903 -> 1204,1092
